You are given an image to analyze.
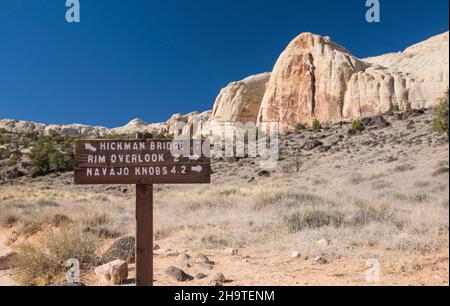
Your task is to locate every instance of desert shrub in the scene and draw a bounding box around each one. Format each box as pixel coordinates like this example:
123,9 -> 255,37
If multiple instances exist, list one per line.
281,156 -> 303,174
0,131 -> 12,145
81,213 -> 121,238
349,172 -> 364,185
29,138 -> 74,176
393,163 -> 415,173
392,235 -> 440,254
432,90 -> 449,137
15,243 -> 61,286
51,214 -> 72,226
312,119 -> 323,131
349,203 -> 396,226
82,213 -> 109,228
0,148 -> 13,160
351,119 -> 364,131
281,208 -> 345,233
295,123 -> 307,131
254,191 -> 323,209
15,227 -> 101,285
18,219 -> 43,236
35,200 -> 59,208
6,152 -> 21,167
200,234 -> 230,248
0,211 -> 20,227
83,226 -> 121,239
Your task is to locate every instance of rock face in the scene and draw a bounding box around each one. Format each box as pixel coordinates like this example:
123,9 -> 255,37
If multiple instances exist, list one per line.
211,73 -> 271,126
164,110 -> 212,137
258,32 -> 449,132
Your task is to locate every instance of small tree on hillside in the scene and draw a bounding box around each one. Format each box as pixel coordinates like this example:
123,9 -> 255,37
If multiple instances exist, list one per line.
432,90 -> 449,138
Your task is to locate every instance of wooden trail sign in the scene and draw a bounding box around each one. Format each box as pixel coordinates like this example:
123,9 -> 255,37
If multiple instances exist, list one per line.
74,136 -> 211,286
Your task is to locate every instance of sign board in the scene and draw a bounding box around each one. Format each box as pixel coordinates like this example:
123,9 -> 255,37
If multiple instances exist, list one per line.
74,139 -> 211,185
74,137 -> 211,286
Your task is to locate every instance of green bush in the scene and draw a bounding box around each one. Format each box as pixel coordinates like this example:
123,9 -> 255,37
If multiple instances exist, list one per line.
432,90 -> 449,138
351,119 -> 364,131
0,148 -> 12,160
294,123 -> 307,131
6,152 -> 21,167
29,138 -> 74,176
312,119 -> 322,131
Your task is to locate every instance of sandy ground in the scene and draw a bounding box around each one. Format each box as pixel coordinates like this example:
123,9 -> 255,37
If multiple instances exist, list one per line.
82,232 -> 449,286
0,232 -> 15,286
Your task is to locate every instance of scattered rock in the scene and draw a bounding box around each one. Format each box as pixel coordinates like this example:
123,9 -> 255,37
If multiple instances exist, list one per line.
153,244 -> 160,251
433,167 -> 449,177
210,281 -> 224,286
195,273 -> 208,280
165,266 -> 193,282
223,248 -> 239,256
194,253 -> 212,264
257,170 -> 271,178
373,116 -> 390,129
95,260 -> 128,285
176,252 -> 192,263
313,256 -> 329,265
211,273 -> 226,283
102,236 -> 135,263
291,251 -> 301,258
198,262 -> 215,270
303,140 -> 323,151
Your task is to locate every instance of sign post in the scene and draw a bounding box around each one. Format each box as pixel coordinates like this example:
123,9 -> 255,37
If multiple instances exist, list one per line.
74,134 -> 210,286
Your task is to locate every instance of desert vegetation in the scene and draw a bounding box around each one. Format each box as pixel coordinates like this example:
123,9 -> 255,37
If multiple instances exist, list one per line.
432,90 -> 449,138
0,108 -> 448,286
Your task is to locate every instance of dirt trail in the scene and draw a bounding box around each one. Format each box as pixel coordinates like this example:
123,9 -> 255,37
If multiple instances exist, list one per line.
0,232 -> 15,286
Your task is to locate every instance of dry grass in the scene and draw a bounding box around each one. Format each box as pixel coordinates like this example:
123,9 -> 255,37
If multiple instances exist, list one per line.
0,127 -> 448,285
15,226 -> 101,285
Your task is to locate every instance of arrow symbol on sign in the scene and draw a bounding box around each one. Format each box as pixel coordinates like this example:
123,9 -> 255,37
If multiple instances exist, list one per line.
189,154 -> 201,161
191,165 -> 203,173
85,143 -> 97,152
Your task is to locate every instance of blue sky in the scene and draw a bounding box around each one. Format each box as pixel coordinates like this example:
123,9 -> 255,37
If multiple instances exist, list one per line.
0,0 -> 448,127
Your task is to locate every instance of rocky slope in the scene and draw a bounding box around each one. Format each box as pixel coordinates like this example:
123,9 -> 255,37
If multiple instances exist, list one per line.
1,32 -> 448,136
258,32 -> 449,132
0,118 -> 164,137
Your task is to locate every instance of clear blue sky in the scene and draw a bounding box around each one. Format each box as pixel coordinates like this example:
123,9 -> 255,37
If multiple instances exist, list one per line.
0,0 -> 448,127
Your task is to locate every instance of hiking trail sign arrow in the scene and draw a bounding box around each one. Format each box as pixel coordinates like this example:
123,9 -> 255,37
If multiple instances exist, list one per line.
74,134 -> 211,286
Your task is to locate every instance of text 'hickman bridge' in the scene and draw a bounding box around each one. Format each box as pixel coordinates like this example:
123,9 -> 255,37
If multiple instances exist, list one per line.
74,140 -> 211,185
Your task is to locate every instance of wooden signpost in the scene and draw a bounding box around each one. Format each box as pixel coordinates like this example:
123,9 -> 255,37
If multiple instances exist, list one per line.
74,134 -> 211,286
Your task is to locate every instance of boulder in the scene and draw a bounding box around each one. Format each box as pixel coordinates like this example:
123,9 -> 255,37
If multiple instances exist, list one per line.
102,236 -> 135,263
95,260 -> 128,285
165,266 -> 193,282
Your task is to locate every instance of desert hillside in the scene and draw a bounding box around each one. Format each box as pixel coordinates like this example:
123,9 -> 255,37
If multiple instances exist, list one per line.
1,107 -> 448,286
